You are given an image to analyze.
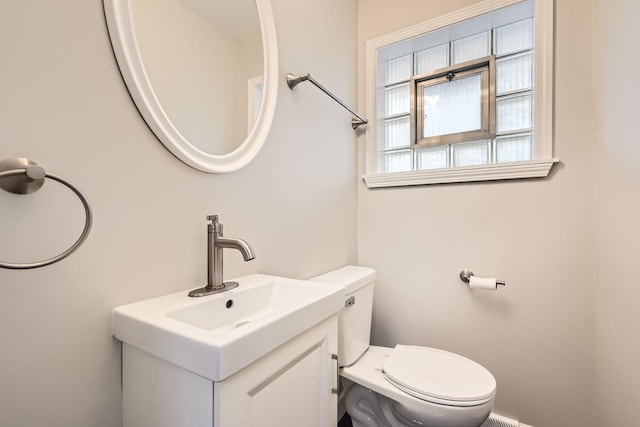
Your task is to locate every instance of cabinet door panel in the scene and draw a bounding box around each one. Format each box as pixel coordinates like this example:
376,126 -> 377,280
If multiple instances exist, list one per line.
214,316 -> 338,427
251,340 -> 328,426
123,344 -> 213,427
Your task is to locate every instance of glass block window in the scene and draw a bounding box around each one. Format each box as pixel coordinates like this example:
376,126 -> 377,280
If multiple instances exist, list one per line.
496,52 -> 532,95
496,133 -> 533,163
382,150 -> 413,173
385,84 -> 411,117
496,93 -> 533,133
377,14 -> 534,173
384,116 -> 410,150
386,55 -> 413,85
415,44 -> 449,75
416,145 -> 449,170
495,19 -> 533,56
453,140 -> 491,167
452,32 -> 490,64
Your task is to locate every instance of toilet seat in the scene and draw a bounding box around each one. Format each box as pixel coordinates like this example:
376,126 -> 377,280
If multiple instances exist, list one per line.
382,345 -> 496,407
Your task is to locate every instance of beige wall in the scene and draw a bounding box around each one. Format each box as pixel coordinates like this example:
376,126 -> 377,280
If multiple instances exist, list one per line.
5,0 -> 638,425
0,0 -> 357,426
357,1 -> 594,426
235,32 -> 264,148
593,0 -> 640,424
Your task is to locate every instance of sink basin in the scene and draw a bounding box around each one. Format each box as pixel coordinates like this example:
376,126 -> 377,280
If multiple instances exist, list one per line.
112,274 -> 345,381
166,280 -> 298,333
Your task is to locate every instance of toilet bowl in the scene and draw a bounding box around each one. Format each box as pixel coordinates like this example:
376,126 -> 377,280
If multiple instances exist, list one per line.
311,266 -> 496,427
342,346 -> 495,427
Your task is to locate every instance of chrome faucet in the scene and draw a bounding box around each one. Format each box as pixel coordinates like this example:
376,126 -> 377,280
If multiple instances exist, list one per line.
188,215 -> 256,297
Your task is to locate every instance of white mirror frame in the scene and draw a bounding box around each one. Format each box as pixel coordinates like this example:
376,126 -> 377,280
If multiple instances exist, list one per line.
103,0 -> 279,173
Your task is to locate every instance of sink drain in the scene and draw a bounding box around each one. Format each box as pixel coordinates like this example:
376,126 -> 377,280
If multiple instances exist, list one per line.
225,300 -> 233,309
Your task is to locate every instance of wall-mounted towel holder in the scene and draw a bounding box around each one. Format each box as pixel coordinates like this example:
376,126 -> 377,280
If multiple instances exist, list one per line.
286,73 -> 368,130
0,157 -> 93,269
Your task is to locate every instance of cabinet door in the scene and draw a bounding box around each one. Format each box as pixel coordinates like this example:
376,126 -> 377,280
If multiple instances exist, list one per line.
122,344 -> 214,427
214,316 -> 338,427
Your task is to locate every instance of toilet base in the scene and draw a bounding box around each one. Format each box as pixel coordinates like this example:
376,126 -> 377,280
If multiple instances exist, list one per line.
345,382 -> 492,427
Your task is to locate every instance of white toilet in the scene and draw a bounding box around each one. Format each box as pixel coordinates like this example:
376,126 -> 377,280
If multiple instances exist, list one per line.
311,266 -> 496,427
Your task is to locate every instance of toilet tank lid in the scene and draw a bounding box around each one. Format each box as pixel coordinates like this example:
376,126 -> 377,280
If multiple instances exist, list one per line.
309,266 -> 376,294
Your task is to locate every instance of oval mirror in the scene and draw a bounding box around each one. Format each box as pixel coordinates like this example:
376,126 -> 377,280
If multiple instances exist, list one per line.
103,0 -> 278,173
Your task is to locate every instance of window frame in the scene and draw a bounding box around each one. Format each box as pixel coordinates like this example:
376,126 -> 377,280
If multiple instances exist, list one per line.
411,56 -> 496,149
363,0 -> 557,188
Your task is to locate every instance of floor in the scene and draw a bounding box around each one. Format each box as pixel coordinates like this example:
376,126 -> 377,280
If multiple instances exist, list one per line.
338,413 -> 353,427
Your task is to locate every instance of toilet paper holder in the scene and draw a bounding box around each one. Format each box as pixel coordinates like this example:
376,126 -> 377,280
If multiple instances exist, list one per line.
459,269 -> 506,286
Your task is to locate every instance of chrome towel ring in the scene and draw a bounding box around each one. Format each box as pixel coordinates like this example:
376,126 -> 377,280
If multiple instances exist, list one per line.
0,157 -> 93,269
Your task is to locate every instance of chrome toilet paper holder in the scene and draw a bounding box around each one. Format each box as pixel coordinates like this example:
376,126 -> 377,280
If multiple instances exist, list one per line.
459,269 -> 506,286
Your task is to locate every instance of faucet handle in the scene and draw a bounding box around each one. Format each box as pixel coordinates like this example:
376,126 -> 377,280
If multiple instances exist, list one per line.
207,215 -> 219,223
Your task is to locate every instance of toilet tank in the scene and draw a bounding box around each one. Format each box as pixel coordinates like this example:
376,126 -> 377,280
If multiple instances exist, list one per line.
310,266 -> 375,367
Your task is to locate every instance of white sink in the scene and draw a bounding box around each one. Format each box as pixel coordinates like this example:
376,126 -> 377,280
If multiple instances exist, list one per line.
112,274 -> 345,381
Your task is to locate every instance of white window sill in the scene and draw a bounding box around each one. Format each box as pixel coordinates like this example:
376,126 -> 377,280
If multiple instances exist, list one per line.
362,158 -> 559,188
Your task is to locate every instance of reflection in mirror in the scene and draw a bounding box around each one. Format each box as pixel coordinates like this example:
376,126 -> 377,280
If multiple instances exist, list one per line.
132,0 -> 263,155
104,0 -> 278,173
247,75 -> 264,133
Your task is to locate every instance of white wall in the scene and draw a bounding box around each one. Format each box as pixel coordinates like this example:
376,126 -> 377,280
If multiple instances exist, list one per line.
593,0 -> 640,425
357,1 -> 594,426
0,0 -> 357,426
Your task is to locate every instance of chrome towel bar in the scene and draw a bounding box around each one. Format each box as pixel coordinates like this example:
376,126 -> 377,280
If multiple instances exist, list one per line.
0,157 -> 93,269
286,73 -> 368,129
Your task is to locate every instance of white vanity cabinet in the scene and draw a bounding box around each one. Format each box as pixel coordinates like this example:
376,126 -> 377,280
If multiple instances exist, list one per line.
122,315 -> 339,427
